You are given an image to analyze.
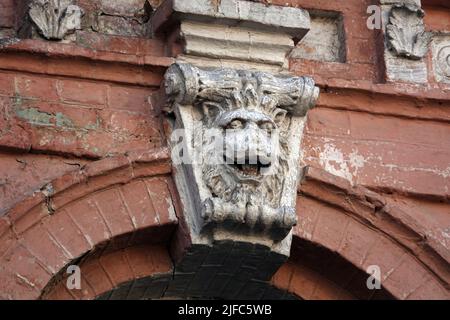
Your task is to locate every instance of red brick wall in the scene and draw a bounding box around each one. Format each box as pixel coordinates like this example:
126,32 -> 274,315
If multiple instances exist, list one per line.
0,0 -> 14,28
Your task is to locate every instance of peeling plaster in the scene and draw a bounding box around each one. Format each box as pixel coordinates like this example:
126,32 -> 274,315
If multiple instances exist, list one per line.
383,164 -> 450,179
304,139 -> 450,193
426,228 -> 450,250
317,143 -> 365,185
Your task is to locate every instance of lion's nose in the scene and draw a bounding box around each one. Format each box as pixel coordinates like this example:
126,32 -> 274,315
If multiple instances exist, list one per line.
246,122 -> 259,130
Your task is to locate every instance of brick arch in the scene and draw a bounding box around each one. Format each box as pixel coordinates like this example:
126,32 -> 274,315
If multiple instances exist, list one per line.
0,148 -> 179,300
2,157 -> 448,300
42,243 -> 298,300
271,238 -> 394,300
276,167 -> 450,300
42,244 -> 174,300
43,243 -> 299,300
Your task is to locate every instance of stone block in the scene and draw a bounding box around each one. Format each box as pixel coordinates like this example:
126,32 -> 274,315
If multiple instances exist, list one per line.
380,0 -> 421,5
291,11 -> 345,63
237,279 -> 267,300
29,0 -> 84,41
431,33 -> 450,83
381,2 -> 430,83
203,272 -> 231,298
152,0 -> 312,70
142,277 -> 170,299
185,265 -> 218,297
154,0 -> 310,41
165,63 -> 318,257
164,272 -> 194,297
181,21 -> 293,67
108,282 -> 132,300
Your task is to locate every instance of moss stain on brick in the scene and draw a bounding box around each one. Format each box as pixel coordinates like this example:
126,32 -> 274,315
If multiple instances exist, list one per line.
55,112 -> 74,127
15,107 -> 53,126
15,107 -> 74,128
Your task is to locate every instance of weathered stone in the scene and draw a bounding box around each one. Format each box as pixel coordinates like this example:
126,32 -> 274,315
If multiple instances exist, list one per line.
153,0 -> 310,41
177,55 -> 287,73
166,62 -> 318,246
167,240 -> 288,299
98,0 -> 150,17
0,35 -> 20,48
186,265 -> 218,296
381,2 -> 429,83
0,28 -> 15,39
141,278 -> 170,299
383,50 -> 428,83
29,0 -> 84,40
162,60 -> 319,297
164,272 -> 194,297
108,282 -> 132,300
386,3 -> 432,60
291,11 -> 345,63
94,15 -> 149,37
380,0 -> 421,5
152,0 -> 311,70
90,0 -> 153,37
180,21 -> 294,67
1,0 -> 449,302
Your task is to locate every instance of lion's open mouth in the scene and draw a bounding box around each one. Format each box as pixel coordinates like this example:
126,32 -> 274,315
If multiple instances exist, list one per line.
224,156 -> 271,177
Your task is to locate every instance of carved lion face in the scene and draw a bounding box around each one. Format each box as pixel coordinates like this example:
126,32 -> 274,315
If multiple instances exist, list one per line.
164,63 -> 319,238
200,101 -> 290,225
216,108 -> 280,185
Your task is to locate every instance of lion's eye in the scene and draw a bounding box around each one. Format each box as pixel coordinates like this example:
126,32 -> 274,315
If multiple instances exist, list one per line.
227,119 -> 244,129
259,122 -> 274,133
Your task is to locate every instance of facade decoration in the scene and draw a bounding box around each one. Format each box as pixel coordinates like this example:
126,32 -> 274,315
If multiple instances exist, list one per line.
435,43 -> 450,81
165,63 -> 319,247
0,0 -> 449,301
29,0 -> 84,40
386,3 -> 432,60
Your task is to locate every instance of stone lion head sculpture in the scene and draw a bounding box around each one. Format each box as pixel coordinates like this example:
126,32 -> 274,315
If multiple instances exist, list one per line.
165,63 -> 319,241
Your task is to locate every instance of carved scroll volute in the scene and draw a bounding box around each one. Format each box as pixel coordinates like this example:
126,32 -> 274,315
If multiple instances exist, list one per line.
386,3 -> 432,60
436,45 -> 450,80
165,63 -> 319,241
165,63 -> 320,116
29,0 -> 84,40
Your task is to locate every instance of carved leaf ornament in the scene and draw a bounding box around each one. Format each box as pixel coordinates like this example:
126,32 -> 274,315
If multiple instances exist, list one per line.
436,45 -> 450,79
386,3 -> 432,60
29,0 -> 84,40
